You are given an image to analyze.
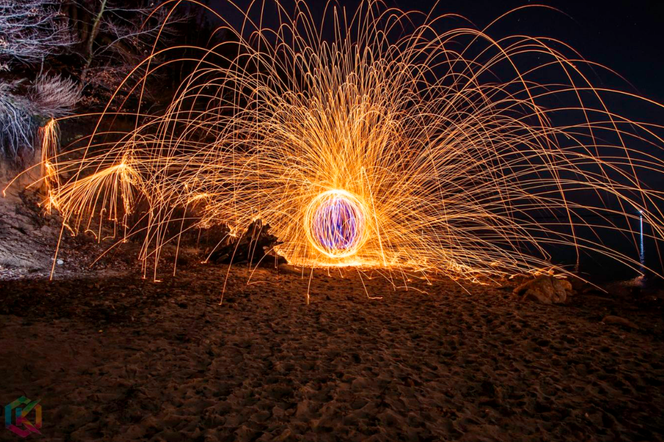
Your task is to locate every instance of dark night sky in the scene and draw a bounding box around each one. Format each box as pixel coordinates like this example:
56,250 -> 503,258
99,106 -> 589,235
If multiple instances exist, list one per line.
207,0 -> 664,103
396,0 -> 664,103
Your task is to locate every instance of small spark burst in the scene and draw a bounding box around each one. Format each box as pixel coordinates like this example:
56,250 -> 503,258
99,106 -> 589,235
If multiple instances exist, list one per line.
18,0 -> 664,285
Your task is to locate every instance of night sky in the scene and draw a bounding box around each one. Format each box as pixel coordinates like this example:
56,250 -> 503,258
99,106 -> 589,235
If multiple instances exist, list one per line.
398,0 -> 664,103
207,0 -> 664,103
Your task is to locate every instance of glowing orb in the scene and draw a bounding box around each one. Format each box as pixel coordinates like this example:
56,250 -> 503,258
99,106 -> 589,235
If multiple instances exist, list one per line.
305,190 -> 367,258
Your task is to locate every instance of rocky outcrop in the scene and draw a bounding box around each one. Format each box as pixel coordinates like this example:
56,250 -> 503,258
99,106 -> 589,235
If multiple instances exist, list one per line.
0,150 -> 70,277
514,275 -> 574,304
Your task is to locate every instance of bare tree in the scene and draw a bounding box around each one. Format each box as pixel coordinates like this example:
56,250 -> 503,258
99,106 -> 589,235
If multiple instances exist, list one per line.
0,0 -> 188,159
67,0 -> 187,104
0,0 -> 74,69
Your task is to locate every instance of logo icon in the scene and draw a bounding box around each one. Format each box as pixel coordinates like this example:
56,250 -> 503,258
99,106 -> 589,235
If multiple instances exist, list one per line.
4,397 -> 42,438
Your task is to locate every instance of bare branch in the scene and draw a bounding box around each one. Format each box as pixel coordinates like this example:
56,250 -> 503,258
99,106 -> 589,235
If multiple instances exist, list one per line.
72,0 -> 189,104
0,0 -> 75,67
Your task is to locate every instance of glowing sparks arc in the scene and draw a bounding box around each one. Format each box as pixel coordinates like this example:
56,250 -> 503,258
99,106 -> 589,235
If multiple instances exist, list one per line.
21,0 -> 664,284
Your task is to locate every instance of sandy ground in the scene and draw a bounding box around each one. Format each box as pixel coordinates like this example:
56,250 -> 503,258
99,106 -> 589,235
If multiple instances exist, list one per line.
1,262 -> 664,442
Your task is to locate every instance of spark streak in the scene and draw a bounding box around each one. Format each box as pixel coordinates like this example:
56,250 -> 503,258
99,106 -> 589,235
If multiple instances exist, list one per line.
27,1 -> 664,285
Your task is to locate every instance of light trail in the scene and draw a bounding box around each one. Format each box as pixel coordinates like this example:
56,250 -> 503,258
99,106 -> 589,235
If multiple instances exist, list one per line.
22,1 -> 664,286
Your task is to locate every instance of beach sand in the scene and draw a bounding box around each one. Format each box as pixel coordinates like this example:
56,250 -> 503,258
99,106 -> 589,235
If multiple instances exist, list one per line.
1,263 -> 663,441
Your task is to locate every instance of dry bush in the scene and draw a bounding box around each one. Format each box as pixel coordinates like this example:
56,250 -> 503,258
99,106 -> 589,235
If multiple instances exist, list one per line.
0,76 -> 80,159
31,75 -> 82,118
0,81 -> 36,159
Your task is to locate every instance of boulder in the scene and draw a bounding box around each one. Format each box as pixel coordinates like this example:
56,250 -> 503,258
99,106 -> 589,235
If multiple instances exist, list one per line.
209,219 -> 286,266
514,275 -> 573,304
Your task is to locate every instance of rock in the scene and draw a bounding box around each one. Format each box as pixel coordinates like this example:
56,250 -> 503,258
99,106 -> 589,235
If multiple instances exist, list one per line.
514,276 -> 573,304
209,219 -> 286,266
602,315 -> 639,330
